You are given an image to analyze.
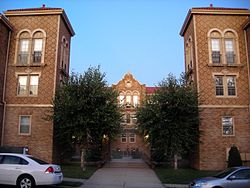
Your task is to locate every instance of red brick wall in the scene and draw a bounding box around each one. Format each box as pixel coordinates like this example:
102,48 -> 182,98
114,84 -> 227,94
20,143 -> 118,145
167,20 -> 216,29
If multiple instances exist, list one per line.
111,73 -> 149,155
5,15 -> 59,105
0,20 -> 10,144
2,12 -> 73,163
3,106 -> 53,163
183,13 -> 250,170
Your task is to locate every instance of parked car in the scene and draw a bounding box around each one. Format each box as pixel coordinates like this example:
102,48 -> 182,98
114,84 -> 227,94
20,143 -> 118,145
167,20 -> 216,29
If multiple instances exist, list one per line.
189,166 -> 250,188
0,153 -> 63,188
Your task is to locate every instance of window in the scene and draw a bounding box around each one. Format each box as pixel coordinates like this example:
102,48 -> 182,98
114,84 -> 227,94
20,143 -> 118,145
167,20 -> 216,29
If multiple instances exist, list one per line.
224,31 -> 238,65
222,117 -> 234,136
211,38 -> 221,63
215,76 -> 224,96
2,156 -> 28,165
225,39 -> 235,64
126,95 -> 131,104
60,37 -> 69,72
16,30 -> 46,65
131,115 -> 137,124
19,115 -> 31,135
32,38 -> 43,63
214,75 -> 237,97
119,94 -> 125,105
18,75 -> 39,96
133,95 -> 138,106
208,29 -> 239,65
230,170 -> 250,179
121,134 -> 127,143
129,133 -> 136,143
19,39 -> 30,65
227,76 -> 236,96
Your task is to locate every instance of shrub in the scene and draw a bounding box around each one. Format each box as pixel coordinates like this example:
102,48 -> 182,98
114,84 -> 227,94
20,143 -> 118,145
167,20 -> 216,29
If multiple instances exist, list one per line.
228,145 -> 242,167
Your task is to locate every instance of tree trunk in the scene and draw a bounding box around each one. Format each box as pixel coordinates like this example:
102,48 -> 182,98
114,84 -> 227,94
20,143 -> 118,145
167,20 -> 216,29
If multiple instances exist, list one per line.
174,153 -> 178,170
81,148 -> 86,171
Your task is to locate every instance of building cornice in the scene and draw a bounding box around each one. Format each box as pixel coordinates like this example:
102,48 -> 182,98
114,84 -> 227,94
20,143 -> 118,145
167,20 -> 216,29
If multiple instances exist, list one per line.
4,8 -> 75,36
6,104 -> 53,108
0,13 -> 13,30
199,105 -> 249,108
180,7 -> 250,36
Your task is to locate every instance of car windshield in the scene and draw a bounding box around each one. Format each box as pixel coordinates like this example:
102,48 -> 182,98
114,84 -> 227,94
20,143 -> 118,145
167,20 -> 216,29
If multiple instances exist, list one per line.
28,156 -> 49,165
213,168 -> 237,178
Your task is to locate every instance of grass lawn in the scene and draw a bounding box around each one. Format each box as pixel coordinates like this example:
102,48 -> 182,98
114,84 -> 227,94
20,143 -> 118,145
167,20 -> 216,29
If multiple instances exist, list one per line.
61,164 -> 98,179
154,167 -> 219,184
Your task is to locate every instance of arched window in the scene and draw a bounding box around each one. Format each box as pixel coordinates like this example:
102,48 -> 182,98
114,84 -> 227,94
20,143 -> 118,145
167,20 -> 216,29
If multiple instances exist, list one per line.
17,30 -> 31,65
126,91 -> 131,105
208,29 -> 239,65
224,30 -> 238,65
31,30 -> 46,64
60,37 -> 69,72
15,29 -> 46,65
208,30 -> 222,64
133,91 -> 139,107
119,92 -> 125,105
185,37 -> 193,71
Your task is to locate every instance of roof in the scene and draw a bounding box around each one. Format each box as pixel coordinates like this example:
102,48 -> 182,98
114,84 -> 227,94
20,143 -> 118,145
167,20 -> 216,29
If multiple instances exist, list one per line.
180,6 -> 250,36
0,13 -> 13,30
243,17 -> 250,30
146,87 -> 158,94
4,5 -> 75,36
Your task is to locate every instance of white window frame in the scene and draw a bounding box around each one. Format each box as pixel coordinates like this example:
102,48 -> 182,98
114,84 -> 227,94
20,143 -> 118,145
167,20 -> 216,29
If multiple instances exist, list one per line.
213,74 -> 238,97
121,133 -> 127,143
208,29 -> 240,65
19,115 -> 31,135
15,29 -> 46,66
129,133 -> 136,143
222,116 -> 234,136
16,73 -> 40,97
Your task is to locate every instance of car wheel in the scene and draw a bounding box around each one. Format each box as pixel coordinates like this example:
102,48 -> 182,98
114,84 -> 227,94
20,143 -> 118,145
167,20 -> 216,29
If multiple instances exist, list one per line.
17,175 -> 35,188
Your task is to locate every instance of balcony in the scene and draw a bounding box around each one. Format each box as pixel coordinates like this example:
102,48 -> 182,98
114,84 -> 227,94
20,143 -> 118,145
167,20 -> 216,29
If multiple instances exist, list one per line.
32,51 -> 42,63
212,51 -> 221,64
226,52 -> 235,65
18,53 -> 29,65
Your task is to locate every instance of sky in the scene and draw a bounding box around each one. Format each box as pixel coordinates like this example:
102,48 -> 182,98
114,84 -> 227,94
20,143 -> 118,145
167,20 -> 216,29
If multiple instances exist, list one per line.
1,0 -> 250,86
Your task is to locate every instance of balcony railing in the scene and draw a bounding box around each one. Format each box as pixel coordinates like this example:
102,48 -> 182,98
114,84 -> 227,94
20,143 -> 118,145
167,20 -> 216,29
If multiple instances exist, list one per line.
18,53 -> 29,65
212,51 -> 221,64
32,51 -> 42,63
226,52 -> 235,65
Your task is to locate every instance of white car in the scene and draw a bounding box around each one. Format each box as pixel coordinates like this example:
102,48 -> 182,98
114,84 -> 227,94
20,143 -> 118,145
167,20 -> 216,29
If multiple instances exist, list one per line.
0,153 -> 63,188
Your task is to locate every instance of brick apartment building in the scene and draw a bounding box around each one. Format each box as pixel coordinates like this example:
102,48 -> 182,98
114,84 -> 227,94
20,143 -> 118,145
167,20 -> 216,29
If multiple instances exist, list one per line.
111,72 -> 156,157
0,6 -> 74,163
180,6 -> 250,170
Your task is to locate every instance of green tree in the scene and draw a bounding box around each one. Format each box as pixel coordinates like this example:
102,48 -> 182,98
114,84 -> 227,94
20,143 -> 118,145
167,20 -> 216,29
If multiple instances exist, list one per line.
52,66 -> 121,169
136,73 -> 199,169
228,145 -> 242,167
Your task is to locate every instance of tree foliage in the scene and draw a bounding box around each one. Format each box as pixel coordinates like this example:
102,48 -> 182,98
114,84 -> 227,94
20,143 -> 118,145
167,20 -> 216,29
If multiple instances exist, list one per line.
136,73 -> 199,167
228,145 -> 242,167
52,66 -> 121,156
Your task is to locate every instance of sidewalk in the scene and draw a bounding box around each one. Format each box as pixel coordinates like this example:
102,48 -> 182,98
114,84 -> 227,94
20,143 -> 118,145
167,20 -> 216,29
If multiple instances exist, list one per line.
63,177 -> 189,188
63,157 -> 189,188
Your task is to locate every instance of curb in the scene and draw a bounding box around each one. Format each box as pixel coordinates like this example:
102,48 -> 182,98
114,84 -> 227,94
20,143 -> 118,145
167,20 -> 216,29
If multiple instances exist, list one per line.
164,184 -> 188,188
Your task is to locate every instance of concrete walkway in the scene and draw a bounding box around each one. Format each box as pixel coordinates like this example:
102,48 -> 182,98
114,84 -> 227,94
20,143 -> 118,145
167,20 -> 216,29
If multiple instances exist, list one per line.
80,157 -> 165,188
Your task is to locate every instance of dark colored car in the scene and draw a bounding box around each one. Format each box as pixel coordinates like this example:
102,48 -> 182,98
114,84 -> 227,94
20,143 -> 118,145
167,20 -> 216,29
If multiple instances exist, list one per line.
189,166 -> 250,188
